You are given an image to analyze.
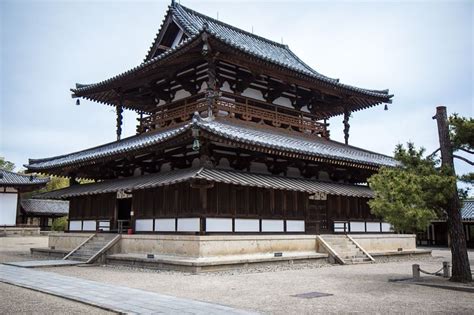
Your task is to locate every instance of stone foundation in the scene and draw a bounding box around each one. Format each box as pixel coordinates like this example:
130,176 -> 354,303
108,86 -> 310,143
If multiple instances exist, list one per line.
349,234 -> 416,252
1,227 -> 40,236
38,233 -> 424,272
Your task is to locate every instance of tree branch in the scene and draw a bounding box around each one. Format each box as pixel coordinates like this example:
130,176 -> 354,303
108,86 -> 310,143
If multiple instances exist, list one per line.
459,148 -> 474,155
427,148 -> 440,158
453,155 -> 474,166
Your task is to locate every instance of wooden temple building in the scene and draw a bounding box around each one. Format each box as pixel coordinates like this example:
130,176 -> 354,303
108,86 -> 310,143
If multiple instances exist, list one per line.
27,1 -> 396,235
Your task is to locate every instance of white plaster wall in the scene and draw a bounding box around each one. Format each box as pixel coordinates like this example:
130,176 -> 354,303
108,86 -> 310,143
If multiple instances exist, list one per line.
177,218 -> 200,232
235,219 -> 259,232
286,220 -> 305,232
69,221 -> 82,231
155,219 -> 176,232
366,222 -> 381,232
262,220 -> 284,232
82,220 -> 96,231
135,219 -> 153,232
350,222 -> 366,232
172,89 -> 191,101
241,88 -> 264,101
206,218 -> 233,232
0,192 -> 18,226
272,96 -> 292,108
220,81 -> 233,93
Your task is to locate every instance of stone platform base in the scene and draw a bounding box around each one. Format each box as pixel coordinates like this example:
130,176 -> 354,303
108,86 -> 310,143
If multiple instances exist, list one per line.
106,252 -> 328,273
1,227 -> 40,236
371,249 -> 432,262
34,233 -> 424,272
30,247 -> 68,259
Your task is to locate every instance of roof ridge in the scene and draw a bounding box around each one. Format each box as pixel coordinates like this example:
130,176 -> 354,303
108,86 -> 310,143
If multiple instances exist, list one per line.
173,2 -> 289,49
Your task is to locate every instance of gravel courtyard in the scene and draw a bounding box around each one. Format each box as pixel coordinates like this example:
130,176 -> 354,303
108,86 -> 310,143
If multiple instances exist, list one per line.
1,236 -> 473,314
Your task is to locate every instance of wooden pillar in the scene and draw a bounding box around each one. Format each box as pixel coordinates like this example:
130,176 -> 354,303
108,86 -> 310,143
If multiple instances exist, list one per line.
343,106 -> 350,145
206,57 -> 217,117
116,103 -> 123,141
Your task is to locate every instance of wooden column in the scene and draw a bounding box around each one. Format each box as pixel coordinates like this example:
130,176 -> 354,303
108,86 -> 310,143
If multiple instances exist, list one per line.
206,58 -> 217,117
343,107 -> 350,145
116,103 -> 123,141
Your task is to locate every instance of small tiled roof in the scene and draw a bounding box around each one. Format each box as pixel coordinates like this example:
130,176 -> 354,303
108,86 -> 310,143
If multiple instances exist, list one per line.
461,199 -> 474,221
37,167 -> 373,199
20,199 -> 69,216
26,115 -> 398,172
0,169 -> 49,187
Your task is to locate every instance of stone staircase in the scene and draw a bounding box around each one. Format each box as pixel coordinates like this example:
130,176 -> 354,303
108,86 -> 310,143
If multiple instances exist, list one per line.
64,234 -> 120,264
318,234 -> 374,265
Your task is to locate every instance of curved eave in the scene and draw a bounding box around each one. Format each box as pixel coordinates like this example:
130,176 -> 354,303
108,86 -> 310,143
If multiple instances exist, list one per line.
71,31 -> 391,114
26,114 -> 398,175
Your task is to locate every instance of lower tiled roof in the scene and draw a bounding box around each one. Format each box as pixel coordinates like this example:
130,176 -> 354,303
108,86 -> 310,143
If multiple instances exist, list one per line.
0,169 -> 49,186
461,200 -> 474,221
26,115 -> 398,172
20,199 -> 69,216
37,167 -> 373,199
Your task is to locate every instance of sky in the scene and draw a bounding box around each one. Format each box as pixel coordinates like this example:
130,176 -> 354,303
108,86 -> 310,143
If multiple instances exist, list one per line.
0,0 -> 472,189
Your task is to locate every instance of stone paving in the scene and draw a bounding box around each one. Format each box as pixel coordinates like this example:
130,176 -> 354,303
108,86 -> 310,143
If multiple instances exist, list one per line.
4,259 -> 85,268
0,265 -> 256,314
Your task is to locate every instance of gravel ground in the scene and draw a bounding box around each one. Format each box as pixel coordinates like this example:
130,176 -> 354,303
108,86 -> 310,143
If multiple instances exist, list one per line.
0,282 -> 114,314
1,236 -> 473,314
0,236 -> 49,263
45,248 -> 474,314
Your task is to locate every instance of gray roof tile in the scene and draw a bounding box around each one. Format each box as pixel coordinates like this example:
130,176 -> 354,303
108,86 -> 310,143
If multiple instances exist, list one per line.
0,169 -> 49,186
73,3 -> 392,101
21,199 -> 69,216
461,199 -> 474,221
26,115 -> 397,171
38,167 -> 373,199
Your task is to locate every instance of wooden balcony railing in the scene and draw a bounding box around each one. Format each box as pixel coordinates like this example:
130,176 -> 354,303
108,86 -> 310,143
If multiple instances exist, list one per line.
137,92 -> 328,137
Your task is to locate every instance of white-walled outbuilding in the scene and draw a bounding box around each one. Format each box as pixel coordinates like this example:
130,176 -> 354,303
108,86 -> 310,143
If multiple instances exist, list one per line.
0,169 -> 49,226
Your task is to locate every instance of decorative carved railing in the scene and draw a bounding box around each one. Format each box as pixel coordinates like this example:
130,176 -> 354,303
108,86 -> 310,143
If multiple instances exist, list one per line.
137,92 -> 328,137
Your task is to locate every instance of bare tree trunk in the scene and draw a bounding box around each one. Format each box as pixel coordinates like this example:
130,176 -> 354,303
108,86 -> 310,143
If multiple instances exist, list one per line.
434,106 -> 472,282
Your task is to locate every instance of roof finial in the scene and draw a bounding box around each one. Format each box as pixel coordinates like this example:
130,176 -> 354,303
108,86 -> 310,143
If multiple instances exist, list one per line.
171,0 -> 175,6
216,11 -> 219,20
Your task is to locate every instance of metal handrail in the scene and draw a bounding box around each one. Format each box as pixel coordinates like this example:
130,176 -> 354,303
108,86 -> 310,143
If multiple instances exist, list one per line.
86,234 -> 121,264
63,233 -> 96,260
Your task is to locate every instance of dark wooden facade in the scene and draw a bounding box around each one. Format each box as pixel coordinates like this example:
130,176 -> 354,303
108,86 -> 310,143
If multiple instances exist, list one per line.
67,182 -> 378,234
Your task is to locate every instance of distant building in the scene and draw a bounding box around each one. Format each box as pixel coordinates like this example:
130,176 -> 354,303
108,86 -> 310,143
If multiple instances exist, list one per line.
0,169 -> 48,226
418,199 -> 474,248
19,199 -> 69,230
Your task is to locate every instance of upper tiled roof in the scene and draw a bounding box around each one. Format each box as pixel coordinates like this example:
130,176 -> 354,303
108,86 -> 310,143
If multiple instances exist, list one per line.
156,3 -> 334,82
0,169 -> 49,187
20,199 -> 69,216
37,167 -> 373,199
26,114 -> 397,172
72,2 -> 392,102
461,199 -> 474,221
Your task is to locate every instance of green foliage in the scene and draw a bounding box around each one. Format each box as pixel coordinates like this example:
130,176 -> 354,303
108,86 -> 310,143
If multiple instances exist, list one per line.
39,177 -> 69,193
368,143 -> 456,233
0,157 -> 15,171
22,176 -> 70,199
449,114 -> 474,152
51,216 -> 68,232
